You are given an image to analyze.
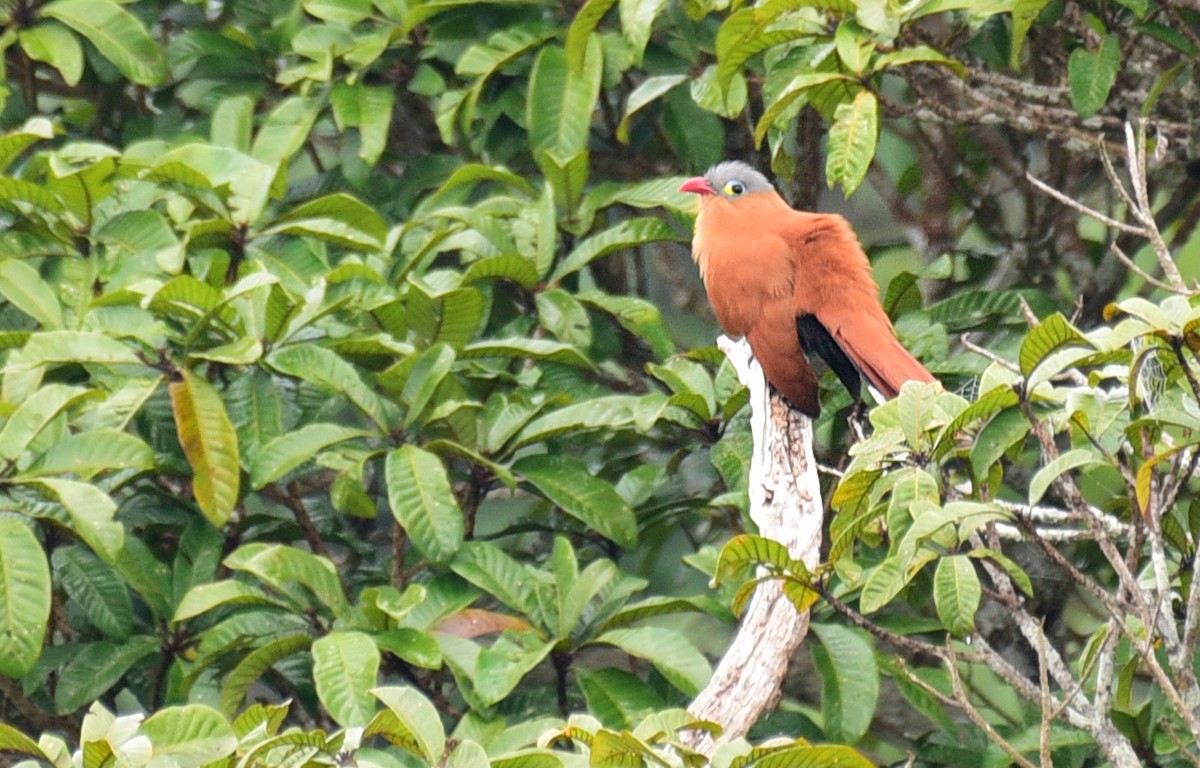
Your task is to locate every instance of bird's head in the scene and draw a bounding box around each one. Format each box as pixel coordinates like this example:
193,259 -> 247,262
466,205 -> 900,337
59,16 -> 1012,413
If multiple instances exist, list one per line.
679,161 -> 774,202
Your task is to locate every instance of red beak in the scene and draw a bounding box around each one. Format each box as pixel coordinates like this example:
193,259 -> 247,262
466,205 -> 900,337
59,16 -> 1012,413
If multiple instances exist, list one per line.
680,176 -> 715,195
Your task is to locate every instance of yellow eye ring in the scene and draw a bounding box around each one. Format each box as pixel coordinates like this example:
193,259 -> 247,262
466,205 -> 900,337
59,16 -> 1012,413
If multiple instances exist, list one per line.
723,180 -> 746,196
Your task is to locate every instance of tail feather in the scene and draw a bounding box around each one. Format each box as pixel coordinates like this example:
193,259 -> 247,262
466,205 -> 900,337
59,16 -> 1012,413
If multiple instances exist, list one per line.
830,312 -> 936,399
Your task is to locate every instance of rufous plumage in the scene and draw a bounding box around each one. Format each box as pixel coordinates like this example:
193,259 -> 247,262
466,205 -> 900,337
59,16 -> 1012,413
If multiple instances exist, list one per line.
680,161 -> 936,417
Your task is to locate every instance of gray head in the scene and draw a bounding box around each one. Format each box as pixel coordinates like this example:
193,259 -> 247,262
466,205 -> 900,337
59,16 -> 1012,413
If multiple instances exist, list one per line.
679,160 -> 776,199
704,161 -> 775,199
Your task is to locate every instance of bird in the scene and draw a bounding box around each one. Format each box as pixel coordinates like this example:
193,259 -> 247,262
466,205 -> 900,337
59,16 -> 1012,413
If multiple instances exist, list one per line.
679,160 -> 937,418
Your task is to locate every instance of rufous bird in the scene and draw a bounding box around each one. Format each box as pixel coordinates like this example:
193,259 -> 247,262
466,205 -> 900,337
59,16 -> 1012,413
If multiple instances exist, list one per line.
680,161 -> 937,418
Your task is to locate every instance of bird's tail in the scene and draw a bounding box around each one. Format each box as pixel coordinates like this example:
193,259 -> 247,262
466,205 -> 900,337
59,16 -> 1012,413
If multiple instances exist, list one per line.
854,335 -> 937,400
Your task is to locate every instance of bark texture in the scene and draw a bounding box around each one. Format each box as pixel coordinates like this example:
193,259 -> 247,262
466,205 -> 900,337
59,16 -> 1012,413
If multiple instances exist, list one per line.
684,336 -> 824,754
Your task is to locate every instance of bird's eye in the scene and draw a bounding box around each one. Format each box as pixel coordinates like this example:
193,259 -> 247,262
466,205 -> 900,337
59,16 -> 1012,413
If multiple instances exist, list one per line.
724,180 -> 745,196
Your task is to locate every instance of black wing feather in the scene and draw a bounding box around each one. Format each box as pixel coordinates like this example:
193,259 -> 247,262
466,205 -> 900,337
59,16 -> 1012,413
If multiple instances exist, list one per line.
796,314 -> 861,401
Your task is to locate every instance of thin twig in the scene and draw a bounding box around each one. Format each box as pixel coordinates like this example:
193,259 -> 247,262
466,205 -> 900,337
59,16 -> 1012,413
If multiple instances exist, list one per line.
961,334 -> 1020,372
1024,172 -> 1148,236
946,644 -> 1040,768
1107,242 -> 1181,292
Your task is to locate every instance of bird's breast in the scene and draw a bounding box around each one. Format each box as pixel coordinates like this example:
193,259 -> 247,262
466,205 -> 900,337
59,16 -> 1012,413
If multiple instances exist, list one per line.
691,204 -> 793,336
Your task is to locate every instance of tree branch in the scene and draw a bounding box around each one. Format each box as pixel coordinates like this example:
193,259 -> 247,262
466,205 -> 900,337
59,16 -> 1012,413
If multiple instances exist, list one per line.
684,336 -> 823,754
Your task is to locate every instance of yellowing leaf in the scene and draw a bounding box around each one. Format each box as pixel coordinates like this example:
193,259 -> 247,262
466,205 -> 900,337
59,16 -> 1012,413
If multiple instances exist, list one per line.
171,369 -> 240,527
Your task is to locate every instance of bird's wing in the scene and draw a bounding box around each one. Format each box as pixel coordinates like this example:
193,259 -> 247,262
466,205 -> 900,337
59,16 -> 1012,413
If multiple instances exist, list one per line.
795,314 -> 860,399
785,214 -> 936,399
747,302 -> 822,416
823,304 -> 936,399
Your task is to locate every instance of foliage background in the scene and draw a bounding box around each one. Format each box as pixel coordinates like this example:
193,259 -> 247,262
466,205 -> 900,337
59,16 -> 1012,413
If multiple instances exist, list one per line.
0,0 -> 1198,766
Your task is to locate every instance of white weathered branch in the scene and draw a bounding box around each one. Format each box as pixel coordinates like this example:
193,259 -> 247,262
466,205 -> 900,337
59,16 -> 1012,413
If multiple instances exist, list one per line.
684,337 -> 824,754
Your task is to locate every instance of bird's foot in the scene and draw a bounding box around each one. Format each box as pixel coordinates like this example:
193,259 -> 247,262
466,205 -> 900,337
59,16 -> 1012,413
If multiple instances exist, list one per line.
848,400 -> 868,442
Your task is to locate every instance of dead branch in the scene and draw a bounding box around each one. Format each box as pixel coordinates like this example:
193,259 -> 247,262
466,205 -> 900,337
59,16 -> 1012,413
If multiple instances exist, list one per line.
684,336 -> 823,753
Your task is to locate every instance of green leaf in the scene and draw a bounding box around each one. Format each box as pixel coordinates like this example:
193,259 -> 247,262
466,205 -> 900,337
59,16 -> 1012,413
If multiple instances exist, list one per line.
447,740 -> 490,768
755,72 -> 852,147
54,636 -> 160,713
514,454 -> 638,548
750,745 -> 875,768
860,554 -> 928,614
303,0 -> 373,24
550,217 -> 680,284
826,90 -> 878,197
970,408 -> 1029,479
538,148 -> 590,215
402,344 -> 457,428
577,668 -> 660,729
1068,34 -> 1120,119
268,344 -> 394,429
313,631 -> 381,728
0,518 -> 50,677
142,705 -> 237,766
616,74 -> 686,144
0,118 -> 55,174
810,623 -> 878,744
512,395 -> 642,449
52,545 -> 131,640
170,369 -> 240,528
266,193 -> 387,251
330,83 -> 392,167
0,176 -> 66,220
578,291 -> 675,360
566,0 -> 617,72
933,555 -> 981,637
871,44 -> 966,77
835,20 -> 874,75
591,626 -> 710,696
97,208 -> 184,273
147,275 -> 239,334
1028,448 -> 1098,505
1019,313 -> 1091,377
211,95 -> 254,151
460,338 -> 594,370
690,65 -> 748,119
450,542 -> 538,616
927,289 -> 1027,331
475,632 -> 556,704
4,328 -> 138,396
375,628 -> 442,669
40,0 -> 166,85
461,254 -> 540,290
32,478 -> 123,563
717,8 -> 820,98
25,429 -> 153,477
968,547 -> 1033,596
220,634 -> 312,717
619,0 -> 669,63
250,96 -> 321,170
19,21 -> 83,86
1010,0 -> 1054,68
536,289 -> 593,349
151,144 -> 275,224
406,285 -> 486,352
250,424 -> 369,489
226,543 -> 350,618
0,720 -> 46,758
367,687 -> 445,762
385,445 -> 464,564
0,383 -> 93,464
932,386 -> 1019,461
527,42 -> 601,158
173,580 -> 287,623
